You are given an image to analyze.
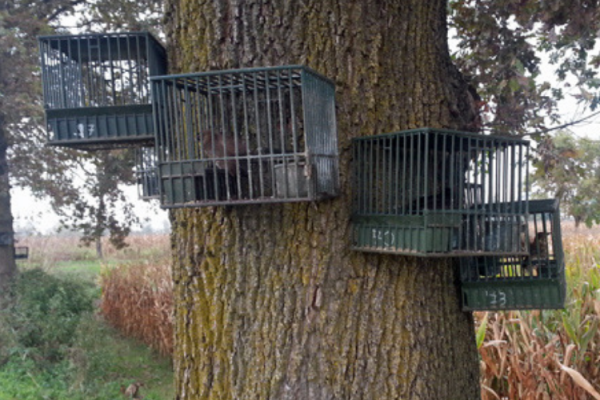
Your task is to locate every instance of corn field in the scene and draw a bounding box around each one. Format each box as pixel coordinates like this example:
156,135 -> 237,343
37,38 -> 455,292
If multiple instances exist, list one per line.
478,223 -> 600,399
100,260 -> 173,357
92,223 -> 600,397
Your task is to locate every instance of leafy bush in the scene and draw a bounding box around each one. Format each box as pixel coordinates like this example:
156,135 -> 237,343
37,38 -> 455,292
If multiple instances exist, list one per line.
3,269 -> 95,363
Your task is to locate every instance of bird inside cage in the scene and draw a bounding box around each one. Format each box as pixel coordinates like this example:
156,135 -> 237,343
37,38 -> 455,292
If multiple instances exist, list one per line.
405,187 -> 454,214
523,231 -> 551,276
201,130 -> 249,176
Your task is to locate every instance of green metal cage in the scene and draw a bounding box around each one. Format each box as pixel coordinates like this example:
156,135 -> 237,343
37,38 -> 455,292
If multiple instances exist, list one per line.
351,128 -> 530,256
151,65 -> 339,207
460,198 -> 565,310
39,32 -> 167,150
135,146 -> 159,200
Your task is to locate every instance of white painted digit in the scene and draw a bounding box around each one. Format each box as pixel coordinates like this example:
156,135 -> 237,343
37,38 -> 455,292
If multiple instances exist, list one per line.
76,123 -> 85,138
498,291 -> 507,307
372,229 -> 395,248
485,290 -> 508,307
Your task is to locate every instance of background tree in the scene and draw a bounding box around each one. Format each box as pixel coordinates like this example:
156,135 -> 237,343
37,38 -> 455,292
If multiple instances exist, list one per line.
166,0 -> 481,398
1,0 -> 163,276
0,0 -> 52,287
41,150 -> 140,259
450,0 -> 600,136
533,130 -> 600,228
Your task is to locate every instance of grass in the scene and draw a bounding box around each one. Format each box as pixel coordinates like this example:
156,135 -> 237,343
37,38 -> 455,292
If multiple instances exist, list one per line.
0,233 -> 173,400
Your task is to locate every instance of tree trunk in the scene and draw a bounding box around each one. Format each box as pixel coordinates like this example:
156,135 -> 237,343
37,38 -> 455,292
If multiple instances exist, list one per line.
95,193 -> 105,259
165,0 -> 481,398
0,115 -> 16,290
95,236 -> 103,259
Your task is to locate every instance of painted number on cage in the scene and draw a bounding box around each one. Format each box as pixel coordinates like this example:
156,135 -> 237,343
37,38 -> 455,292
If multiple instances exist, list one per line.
484,290 -> 507,307
75,123 -> 96,138
372,229 -> 395,248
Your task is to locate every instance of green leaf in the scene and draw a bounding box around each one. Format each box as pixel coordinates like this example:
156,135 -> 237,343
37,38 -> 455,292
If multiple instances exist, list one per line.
562,312 -> 580,346
476,312 -> 489,349
579,318 -> 598,356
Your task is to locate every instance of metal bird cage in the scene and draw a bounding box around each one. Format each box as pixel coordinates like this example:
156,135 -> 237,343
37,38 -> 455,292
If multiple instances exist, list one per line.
351,128 -> 530,256
14,246 -> 29,260
151,65 -> 339,207
39,32 -> 167,150
460,198 -> 565,310
0,231 -> 13,246
135,146 -> 159,199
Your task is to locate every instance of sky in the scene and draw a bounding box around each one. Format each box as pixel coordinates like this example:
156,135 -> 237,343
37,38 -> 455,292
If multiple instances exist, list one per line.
12,184 -> 170,235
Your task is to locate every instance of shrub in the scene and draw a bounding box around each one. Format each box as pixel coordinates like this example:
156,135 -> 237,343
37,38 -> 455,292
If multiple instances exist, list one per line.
3,269 -> 95,363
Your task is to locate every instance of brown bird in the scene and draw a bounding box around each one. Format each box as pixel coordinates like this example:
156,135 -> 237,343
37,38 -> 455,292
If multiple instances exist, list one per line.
121,381 -> 144,399
201,130 -> 248,176
524,231 -> 550,276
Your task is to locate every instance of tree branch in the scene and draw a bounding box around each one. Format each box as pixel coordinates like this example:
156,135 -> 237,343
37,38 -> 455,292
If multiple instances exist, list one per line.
45,0 -> 88,23
524,110 -> 600,138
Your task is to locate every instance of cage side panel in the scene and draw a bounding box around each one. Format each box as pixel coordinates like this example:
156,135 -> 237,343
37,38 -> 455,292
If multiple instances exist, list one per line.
302,70 -> 339,198
46,105 -> 154,144
461,280 -> 564,310
40,33 -> 155,110
351,214 -> 461,254
136,147 -> 160,199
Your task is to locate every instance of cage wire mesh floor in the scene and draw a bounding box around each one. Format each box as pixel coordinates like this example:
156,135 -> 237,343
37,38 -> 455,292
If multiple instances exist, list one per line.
151,65 -> 339,207
351,128 -> 530,257
39,32 -> 167,149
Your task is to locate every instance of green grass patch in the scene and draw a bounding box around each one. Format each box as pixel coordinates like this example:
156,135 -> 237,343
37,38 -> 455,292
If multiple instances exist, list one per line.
0,267 -> 173,400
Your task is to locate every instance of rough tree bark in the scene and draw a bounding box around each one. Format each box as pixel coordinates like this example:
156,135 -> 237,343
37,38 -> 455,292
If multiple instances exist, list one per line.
165,0 -> 482,398
0,114 -> 16,290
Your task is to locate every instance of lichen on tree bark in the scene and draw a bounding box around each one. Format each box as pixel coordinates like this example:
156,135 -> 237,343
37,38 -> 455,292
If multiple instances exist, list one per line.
165,0 -> 481,398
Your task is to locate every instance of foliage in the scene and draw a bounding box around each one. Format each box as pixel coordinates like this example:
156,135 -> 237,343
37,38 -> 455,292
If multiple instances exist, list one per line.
74,0 -> 163,34
1,269 -> 95,363
1,0 -> 163,259
450,0 -> 600,136
55,150 -> 140,257
532,130 -> 600,227
0,240 -> 173,400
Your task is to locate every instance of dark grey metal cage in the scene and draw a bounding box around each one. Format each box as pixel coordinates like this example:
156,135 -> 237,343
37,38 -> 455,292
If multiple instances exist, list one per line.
39,32 -> 167,149
460,198 -> 565,310
135,147 -> 159,199
0,231 -> 14,246
351,128 -> 530,256
151,65 -> 339,207
14,246 -> 29,260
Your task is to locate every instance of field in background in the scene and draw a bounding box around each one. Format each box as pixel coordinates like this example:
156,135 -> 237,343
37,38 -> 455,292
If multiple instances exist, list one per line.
478,221 -> 600,399
11,221 -> 600,398
3,233 -> 173,400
